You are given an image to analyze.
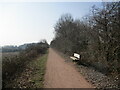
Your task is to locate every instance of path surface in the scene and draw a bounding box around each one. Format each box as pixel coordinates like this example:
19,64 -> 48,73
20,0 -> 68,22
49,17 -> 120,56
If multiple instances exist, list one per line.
44,48 -> 93,88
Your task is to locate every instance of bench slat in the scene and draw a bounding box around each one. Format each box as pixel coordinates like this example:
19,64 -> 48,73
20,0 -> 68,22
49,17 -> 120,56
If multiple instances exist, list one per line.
70,56 -> 78,60
74,53 -> 80,59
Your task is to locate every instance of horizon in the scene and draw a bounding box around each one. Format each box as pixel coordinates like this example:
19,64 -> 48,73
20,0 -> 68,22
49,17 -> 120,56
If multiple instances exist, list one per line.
0,2 -> 102,47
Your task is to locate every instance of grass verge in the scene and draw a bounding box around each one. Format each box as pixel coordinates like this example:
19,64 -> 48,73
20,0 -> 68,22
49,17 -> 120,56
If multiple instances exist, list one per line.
30,54 -> 48,88
9,53 -> 48,88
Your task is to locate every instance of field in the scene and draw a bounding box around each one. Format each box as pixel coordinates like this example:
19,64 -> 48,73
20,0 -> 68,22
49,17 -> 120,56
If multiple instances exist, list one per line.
0,52 -> 2,73
0,53 -> 2,61
2,52 -> 19,58
0,52 -> 19,70
0,52 -> 1,90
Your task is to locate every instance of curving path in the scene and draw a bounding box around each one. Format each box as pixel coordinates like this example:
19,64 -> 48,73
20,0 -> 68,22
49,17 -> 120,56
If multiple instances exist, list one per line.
44,48 -> 94,88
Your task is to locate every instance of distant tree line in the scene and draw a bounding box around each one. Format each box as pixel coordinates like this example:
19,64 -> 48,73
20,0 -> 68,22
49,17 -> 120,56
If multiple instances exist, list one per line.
2,40 -> 49,88
51,2 -> 120,82
1,43 -> 38,53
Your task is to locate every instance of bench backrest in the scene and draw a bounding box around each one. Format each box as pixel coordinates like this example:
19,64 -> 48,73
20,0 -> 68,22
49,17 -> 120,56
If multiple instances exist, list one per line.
74,53 -> 80,59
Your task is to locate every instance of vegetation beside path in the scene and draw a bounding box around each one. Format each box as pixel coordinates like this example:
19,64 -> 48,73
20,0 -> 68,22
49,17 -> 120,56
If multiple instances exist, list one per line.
11,53 -> 48,88
2,40 -> 49,88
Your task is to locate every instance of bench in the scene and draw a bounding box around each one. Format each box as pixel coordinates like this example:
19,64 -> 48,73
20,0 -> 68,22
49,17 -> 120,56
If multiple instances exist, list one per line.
70,53 -> 81,61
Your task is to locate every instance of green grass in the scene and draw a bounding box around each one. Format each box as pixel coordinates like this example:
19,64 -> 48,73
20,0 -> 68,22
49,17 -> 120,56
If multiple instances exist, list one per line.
29,53 -> 48,88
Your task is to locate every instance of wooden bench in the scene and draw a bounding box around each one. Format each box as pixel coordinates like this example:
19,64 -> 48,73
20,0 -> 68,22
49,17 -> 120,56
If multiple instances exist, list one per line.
70,53 -> 81,61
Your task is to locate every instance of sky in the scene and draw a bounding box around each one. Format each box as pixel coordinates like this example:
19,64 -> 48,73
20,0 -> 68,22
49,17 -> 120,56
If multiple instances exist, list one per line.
0,1 -> 102,46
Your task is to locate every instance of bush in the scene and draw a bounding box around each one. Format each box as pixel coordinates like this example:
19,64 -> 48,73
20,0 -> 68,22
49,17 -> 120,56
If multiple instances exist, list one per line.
2,41 -> 49,88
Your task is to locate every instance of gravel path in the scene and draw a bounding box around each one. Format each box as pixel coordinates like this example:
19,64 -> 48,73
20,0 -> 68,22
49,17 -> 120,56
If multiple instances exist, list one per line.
44,48 -> 93,88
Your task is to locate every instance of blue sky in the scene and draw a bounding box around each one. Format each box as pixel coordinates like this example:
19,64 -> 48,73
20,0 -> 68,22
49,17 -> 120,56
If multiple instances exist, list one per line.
0,2 -> 102,46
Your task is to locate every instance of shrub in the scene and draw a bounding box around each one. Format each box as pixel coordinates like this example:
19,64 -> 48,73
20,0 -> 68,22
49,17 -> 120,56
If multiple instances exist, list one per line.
2,41 -> 49,88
